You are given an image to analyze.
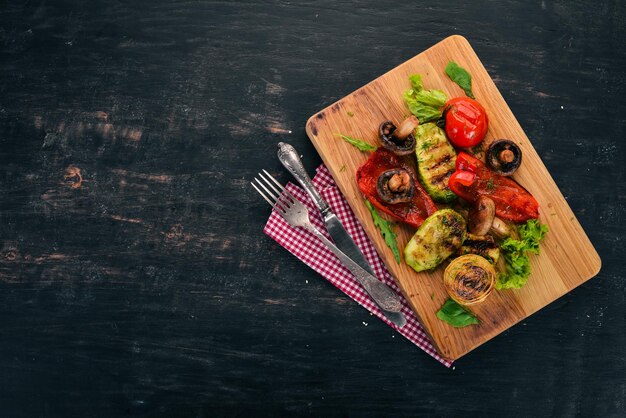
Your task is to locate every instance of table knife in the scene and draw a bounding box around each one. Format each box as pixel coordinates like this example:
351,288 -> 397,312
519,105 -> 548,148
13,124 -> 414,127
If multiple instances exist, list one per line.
277,142 -> 406,328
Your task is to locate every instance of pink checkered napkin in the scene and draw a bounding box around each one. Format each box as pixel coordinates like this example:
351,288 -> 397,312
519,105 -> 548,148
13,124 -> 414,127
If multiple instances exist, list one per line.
264,164 -> 452,367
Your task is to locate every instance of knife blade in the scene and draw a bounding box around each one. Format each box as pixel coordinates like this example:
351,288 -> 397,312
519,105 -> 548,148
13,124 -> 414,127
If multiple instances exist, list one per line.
277,142 -> 406,327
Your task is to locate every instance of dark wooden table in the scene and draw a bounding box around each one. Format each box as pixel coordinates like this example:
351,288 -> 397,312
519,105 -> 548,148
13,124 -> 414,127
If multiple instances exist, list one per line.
0,1 -> 624,416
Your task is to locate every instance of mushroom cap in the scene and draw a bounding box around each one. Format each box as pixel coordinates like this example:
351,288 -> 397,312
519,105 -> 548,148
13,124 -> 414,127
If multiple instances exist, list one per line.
376,168 -> 415,204
468,196 -> 496,236
486,139 -> 522,176
379,120 -> 416,156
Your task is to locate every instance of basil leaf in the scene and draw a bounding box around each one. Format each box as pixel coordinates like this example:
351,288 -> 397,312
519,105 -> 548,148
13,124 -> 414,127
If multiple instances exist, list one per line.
445,61 -> 475,99
436,298 -> 480,327
335,133 -> 376,152
364,200 -> 401,264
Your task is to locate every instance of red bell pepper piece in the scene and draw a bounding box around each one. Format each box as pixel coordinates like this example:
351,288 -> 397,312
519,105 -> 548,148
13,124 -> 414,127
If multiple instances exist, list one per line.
448,152 -> 539,223
448,170 -> 476,187
357,148 -> 437,228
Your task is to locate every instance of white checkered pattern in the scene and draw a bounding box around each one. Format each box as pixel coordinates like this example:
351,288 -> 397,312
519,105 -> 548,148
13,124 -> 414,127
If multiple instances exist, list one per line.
264,164 -> 452,367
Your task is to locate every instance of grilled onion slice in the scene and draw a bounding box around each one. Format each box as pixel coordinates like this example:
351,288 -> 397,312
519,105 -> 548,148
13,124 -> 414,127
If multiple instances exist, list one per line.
444,255 -> 496,306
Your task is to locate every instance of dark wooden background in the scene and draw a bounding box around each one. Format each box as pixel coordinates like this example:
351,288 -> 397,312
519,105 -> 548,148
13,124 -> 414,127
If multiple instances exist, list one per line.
0,1 -> 624,416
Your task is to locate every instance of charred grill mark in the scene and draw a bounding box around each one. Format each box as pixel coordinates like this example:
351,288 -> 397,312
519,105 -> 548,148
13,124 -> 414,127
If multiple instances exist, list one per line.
424,142 -> 444,153
464,237 -> 498,252
430,169 -> 454,187
443,214 -> 466,247
426,154 -> 453,171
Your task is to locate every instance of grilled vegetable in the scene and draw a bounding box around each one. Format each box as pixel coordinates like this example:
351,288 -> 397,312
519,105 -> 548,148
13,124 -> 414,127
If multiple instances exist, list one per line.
448,152 -> 539,222
468,196 -> 495,236
414,123 -> 457,203
376,168 -> 415,204
404,209 -> 466,272
490,216 -> 516,240
357,148 -> 437,228
486,139 -> 522,176
457,233 -> 500,264
444,254 -> 496,306
444,97 -> 489,148
379,117 -> 419,156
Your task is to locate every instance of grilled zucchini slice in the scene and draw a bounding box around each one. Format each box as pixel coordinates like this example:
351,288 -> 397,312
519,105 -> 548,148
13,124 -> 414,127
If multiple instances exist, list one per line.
404,209 -> 466,272
457,233 -> 500,264
414,123 -> 457,202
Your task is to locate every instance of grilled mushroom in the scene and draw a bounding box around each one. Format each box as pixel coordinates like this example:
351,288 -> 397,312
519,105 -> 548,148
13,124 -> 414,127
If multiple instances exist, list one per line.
490,216 -> 515,240
376,168 -> 415,204
468,196 -> 515,239
486,139 -> 522,176
379,116 -> 419,156
468,196 -> 496,236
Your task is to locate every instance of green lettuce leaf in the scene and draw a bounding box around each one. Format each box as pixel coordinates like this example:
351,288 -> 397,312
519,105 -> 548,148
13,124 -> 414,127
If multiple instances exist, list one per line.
364,200 -> 400,264
409,74 -> 424,91
413,89 -> 448,107
496,220 -> 549,289
436,298 -> 480,327
518,219 -> 549,255
403,74 -> 448,123
445,61 -> 475,99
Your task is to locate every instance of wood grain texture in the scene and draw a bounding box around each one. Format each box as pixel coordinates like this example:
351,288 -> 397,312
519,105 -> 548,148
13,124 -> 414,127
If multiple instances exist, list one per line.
306,35 -> 601,360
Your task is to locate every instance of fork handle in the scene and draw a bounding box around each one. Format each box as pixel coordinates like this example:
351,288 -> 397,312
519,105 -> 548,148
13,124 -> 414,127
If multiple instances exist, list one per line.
306,225 -> 404,314
277,142 -> 331,217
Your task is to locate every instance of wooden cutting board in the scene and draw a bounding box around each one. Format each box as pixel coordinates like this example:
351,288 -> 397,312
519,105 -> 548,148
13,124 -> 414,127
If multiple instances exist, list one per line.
305,35 -> 601,361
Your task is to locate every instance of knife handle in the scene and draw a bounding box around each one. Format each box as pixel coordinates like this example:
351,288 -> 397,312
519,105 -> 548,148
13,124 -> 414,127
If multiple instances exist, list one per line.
277,142 -> 331,216
306,225 -> 404,315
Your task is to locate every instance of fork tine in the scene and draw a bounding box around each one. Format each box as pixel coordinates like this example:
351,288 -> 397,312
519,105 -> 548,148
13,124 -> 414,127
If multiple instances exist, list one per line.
258,170 -> 283,197
257,171 -> 295,210
281,187 -> 299,205
251,182 -> 275,207
273,198 -> 287,213
254,180 -> 290,216
262,169 -> 285,192
254,176 -> 281,203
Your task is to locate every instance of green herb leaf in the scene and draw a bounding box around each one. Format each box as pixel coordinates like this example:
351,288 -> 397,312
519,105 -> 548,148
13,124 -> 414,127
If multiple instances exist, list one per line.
486,178 -> 495,191
413,89 -> 448,107
403,75 -> 449,123
364,200 -> 400,264
445,61 -> 475,99
518,219 -> 549,255
335,133 -> 376,152
347,111 -> 354,117
496,220 -> 549,289
403,92 -> 444,123
409,74 -> 424,91
436,298 -> 480,327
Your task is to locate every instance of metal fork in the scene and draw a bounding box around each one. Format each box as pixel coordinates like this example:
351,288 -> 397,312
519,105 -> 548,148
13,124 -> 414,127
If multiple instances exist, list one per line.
252,170 -> 406,328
